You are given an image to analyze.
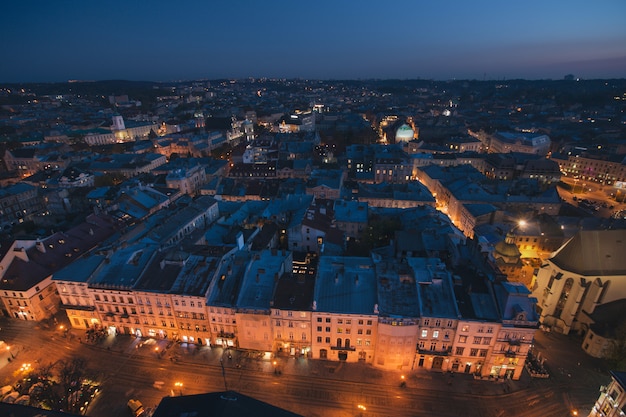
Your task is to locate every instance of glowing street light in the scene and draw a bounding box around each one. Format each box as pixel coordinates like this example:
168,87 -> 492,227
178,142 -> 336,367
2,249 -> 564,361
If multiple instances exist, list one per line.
6,346 -> 14,359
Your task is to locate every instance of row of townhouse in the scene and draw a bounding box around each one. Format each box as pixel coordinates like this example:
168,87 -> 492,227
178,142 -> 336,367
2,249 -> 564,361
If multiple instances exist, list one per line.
51,239 -> 537,380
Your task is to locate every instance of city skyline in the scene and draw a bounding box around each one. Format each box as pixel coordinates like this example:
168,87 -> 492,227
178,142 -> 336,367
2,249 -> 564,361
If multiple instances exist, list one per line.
1,0 -> 626,83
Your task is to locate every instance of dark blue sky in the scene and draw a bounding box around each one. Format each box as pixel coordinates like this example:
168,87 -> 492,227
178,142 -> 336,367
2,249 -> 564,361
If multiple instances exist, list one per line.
1,0 -> 625,82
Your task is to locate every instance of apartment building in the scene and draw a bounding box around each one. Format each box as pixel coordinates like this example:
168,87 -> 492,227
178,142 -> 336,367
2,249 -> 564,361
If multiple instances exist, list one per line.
311,256 -> 378,363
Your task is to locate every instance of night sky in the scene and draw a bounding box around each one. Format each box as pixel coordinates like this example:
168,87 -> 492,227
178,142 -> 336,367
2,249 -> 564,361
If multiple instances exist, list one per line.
1,0 -> 625,83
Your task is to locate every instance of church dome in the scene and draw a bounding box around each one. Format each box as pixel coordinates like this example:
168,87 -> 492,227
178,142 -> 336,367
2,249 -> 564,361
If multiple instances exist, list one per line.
395,124 -> 414,142
493,232 -> 521,263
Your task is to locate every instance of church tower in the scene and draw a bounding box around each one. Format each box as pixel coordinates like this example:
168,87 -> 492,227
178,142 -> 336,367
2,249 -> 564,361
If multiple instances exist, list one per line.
111,114 -> 126,131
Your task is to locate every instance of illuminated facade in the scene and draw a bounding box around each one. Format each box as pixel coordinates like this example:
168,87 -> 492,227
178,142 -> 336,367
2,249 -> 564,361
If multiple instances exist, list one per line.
589,371 -> 626,417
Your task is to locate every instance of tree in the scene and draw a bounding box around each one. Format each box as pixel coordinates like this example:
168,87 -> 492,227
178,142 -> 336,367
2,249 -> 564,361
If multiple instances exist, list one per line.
57,358 -> 87,414
606,321 -> 626,370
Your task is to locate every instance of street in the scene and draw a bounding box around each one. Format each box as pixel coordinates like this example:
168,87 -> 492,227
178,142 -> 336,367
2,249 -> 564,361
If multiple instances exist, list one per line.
0,317 -> 611,417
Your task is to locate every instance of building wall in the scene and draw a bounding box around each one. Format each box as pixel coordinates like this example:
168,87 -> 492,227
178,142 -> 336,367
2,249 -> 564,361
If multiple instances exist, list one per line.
208,306 -> 238,348
271,309 -> 312,357
374,319 -> 419,370
171,294 -> 210,345
1,276 -> 59,321
449,321 -> 501,377
235,312 -> 273,351
310,313 -> 377,363
414,317 -> 458,372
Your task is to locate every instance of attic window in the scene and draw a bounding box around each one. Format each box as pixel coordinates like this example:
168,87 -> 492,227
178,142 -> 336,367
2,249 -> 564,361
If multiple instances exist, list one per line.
58,239 -> 65,244
48,244 -> 54,249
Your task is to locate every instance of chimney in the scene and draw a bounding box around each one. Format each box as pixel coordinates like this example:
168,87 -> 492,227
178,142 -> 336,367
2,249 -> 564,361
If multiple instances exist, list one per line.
36,240 -> 46,253
236,231 -> 244,250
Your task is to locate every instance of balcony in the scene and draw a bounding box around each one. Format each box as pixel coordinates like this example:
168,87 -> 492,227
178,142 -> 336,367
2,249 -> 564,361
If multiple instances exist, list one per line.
59,303 -> 95,312
330,345 -> 356,351
418,347 -> 451,356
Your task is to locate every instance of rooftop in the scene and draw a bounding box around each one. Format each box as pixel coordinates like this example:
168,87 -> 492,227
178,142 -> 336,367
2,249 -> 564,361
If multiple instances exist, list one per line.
314,256 -> 377,315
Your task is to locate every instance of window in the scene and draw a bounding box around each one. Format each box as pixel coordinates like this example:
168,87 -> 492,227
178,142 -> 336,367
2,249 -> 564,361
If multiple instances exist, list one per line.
367,320 -> 372,326
447,320 -> 453,327
473,337 -> 482,344
276,320 -> 281,327
418,341 -> 425,349
358,320 -> 364,325
486,327 -> 493,333
470,348 -> 478,356
433,330 -> 439,339
423,319 -> 430,326
325,327 -> 331,332
366,329 -> 371,335
482,337 -> 491,345
421,329 -> 428,338
317,317 -> 322,322
435,319 -> 441,327
358,329 -> 363,335
317,336 -> 322,343
459,335 -> 467,343
477,326 -> 484,333
325,337 -> 330,343
337,319 -> 343,324
461,325 -> 469,332
479,349 -> 488,357
326,318 -> 331,323
430,342 -> 437,350
337,328 -> 343,334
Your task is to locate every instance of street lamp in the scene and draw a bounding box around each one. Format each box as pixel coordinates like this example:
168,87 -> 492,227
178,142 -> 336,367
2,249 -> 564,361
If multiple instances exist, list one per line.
6,346 -> 14,359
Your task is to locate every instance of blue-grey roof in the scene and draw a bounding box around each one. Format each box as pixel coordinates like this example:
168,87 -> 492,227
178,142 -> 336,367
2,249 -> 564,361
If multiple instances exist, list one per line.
206,250 -> 250,307
90,242 -> 159,288
375,259 -> 420,318
408,258 -> 459,319
236,249 -> 291,310
464,203 -> 499,218
86,187 -> 111,199
333,200 -> 368,223
314,256 -> 378,315
53,254 -> 106,283
494,281 -> 538,322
